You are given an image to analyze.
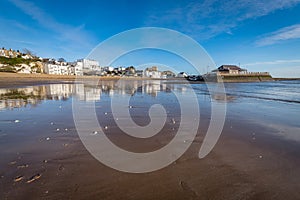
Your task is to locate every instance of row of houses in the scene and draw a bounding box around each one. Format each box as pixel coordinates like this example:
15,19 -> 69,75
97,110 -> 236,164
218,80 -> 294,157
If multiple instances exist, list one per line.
0,48 -> 185,78
43,60 -> 179,78
0,47 -> 36,59
43,59 -> 100,76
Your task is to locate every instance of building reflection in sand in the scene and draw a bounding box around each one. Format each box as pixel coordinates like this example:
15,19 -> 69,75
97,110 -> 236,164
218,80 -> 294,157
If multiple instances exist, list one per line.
0,80 -> 192,110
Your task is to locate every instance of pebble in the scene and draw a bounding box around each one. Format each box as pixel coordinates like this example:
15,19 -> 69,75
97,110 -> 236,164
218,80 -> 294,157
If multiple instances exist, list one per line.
50,122 -> 54,125
171,118 -> 176,124
46,137 -> 50,141
56,128 -> 60,131
129,105 -> 133,108
14,120 -> 20,123
9,161 -> 17,165
104,126 -> 108,130
64,128 -> 68,131
43,160 -> 48,163
259,155 -> 263,159
104,112 -> 108,115
91,131 -> 98,135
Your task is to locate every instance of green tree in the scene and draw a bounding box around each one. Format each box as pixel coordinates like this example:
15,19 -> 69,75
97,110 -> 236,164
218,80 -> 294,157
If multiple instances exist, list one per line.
58,58 -> 66,62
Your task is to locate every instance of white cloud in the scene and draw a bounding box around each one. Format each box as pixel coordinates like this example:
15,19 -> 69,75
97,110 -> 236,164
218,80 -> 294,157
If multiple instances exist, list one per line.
8,0 -> 94,48
256,24 -> 300,46
243,59 -> 300,78
0,18 -> 31,31
144,0 -> 300,40
270,65 -> 300,78
0,38 -> 37,45
244,59 -> 300,66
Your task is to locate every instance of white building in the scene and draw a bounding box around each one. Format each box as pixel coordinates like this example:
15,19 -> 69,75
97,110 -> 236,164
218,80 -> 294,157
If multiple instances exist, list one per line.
0,49 -> 6,57
177,72 -> 188,78
144,66 -> 162,79
21,54 -> 33,59
103,66 -> 114,72
43,63 -> 74,75
77,59 -> 100,75
74,61 -> 83,76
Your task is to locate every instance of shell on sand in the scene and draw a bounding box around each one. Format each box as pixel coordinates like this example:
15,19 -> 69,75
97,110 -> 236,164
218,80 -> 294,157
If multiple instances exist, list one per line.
14,176 -> 24,182
26,174 -> 41,183
17,164 -> 29,169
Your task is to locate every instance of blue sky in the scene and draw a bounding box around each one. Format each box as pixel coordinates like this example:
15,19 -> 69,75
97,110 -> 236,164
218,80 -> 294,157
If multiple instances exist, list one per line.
1,0 -> 300,77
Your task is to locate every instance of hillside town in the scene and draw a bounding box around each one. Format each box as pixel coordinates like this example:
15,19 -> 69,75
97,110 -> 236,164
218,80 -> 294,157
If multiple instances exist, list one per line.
0,47 -> 273,82
0,47 -> 179,79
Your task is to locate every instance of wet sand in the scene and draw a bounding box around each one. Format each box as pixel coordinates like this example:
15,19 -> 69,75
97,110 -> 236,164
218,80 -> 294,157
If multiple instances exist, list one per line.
1,119 -> 299,200
0,80 -> 300,200
0,73 -> 158,88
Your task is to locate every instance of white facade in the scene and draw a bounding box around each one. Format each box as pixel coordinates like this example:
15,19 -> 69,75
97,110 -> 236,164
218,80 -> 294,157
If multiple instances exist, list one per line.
79,59 -> 100,70
74,61 -> 83,75
21,54 -> 33,59
103,66 -> 114,72
0,49 -> 5,57
177,72 -> 188,78
44,63 -> 74,75
76,59 -> 100,75
144,70 -> 161,78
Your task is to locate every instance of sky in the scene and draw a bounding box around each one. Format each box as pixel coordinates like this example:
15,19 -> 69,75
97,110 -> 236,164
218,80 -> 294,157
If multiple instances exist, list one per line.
0,0 -> 300,77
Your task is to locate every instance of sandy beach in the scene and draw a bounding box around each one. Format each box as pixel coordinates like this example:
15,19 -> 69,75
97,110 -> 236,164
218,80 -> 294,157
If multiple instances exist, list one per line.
0,72 -> 159,89
0,72 -> 125,88
0,76 -> 299,200
2,0 -> 300,199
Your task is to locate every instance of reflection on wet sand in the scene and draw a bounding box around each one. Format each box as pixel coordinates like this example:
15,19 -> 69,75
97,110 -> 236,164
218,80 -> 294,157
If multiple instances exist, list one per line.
1,80 -> 300,200
0,80 -> 192,110
0,84 -> 73,110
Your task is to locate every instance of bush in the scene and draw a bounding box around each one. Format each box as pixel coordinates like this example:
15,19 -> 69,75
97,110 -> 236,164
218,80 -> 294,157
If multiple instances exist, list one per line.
0,66 -> 16,73
0,56 -> 31,65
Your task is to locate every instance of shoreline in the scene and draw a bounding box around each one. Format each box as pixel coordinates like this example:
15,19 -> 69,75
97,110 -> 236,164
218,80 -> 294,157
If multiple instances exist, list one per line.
273,77 -> 300,81
1,72 -> 300,89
